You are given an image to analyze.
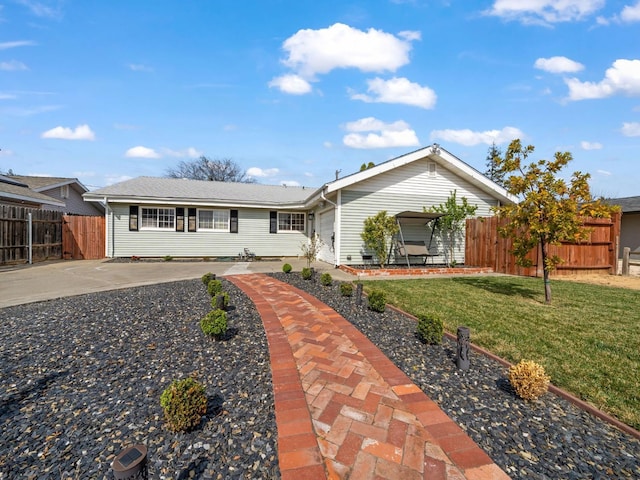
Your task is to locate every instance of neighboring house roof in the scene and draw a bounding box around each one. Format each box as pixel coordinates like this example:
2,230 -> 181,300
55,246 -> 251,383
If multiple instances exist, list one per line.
8,175 -> 90,193
605,196 -> 640,214
0,175 -> 66,207
84,176 -> 316,208
318,144 -> 517,205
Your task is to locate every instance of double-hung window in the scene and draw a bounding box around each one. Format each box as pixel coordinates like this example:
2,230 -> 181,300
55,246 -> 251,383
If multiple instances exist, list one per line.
198,209 -> 230,231
278,212 -> 305,232
141,207 -> 175,230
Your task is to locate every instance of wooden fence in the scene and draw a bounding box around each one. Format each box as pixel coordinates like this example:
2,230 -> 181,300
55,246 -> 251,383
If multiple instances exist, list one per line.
0,205 -> 105,265
465,211 -> 621,276
0,205 -> 63,264
62,215 -> 105,260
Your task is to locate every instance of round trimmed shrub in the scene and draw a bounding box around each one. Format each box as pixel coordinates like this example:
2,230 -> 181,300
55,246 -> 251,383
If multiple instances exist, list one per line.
416,313 -> 443,345
340,282 -> 354,297
367,289 -> 386,312
301,267 -> 313,280
282,263 -> 292,273
201,272 -> 215,286
160,377 -> 207,432
200,309 -> 228,339
508,360 -> 550,401
320,272 -> 332,286
207,279 -> 223,297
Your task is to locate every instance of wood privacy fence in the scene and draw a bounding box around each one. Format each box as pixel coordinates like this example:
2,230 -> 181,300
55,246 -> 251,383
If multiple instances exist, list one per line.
0,205 -> 105,265
62,214 -> 105,260
465,212 -> 621,276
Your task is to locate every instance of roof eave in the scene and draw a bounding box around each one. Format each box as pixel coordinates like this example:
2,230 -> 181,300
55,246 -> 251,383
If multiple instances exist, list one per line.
83,193 -> 310,209
0,191 -> 66,207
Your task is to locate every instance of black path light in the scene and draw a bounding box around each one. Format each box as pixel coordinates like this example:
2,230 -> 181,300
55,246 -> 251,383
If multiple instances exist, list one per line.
112,444 -> 148,480
456,326 -> 470,370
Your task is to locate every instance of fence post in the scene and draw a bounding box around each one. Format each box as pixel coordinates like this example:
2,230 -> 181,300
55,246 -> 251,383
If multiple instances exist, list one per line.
622,247 -> 630,276
28,212 -> 33,265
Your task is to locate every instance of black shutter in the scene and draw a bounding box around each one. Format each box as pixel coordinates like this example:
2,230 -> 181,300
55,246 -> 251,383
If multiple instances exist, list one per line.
230,210 -> 238,233
129,206 -> 138,231
176,207 -> 185,232
188,208 -> 197,232
269,211 -> 277,234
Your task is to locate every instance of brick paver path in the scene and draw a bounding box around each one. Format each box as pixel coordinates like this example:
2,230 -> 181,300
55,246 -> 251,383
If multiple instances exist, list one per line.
228,274 -> 509,480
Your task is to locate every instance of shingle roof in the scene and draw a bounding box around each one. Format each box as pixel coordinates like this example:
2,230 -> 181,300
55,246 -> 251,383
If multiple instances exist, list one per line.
605,196 -> 640,213
8,175 -> 85,192
0,178 -> 66,206
84,176 -> 318,207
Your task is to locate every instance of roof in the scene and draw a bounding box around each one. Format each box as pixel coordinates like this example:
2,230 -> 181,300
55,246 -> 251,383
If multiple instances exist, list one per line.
321,144 -> 517,205
84,176 -> 317,208
0,176 -> 66,207
8,175 -> 89,193
605,196 -> 640,213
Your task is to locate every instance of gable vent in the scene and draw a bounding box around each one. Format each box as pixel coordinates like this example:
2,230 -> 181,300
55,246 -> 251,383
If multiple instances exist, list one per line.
427,162 -> 437,176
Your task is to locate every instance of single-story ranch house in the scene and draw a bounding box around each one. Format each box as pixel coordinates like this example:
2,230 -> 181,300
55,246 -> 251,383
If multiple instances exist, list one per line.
83,144 -> 515,266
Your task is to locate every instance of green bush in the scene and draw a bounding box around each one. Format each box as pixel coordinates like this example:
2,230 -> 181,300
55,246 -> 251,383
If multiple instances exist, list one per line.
210,292 -> 230,310
340,282 -> 354,296
282,263 -> 292,273
200,309 -> 228,339
320,272 -> 332,286
160,377 -> 207,432
163,255 -> 174,262
301,267 -> 313,280
368,289 -> 386,312
201,272 -> 215,286
207,279 -> 223,297
416,313 -> 443,345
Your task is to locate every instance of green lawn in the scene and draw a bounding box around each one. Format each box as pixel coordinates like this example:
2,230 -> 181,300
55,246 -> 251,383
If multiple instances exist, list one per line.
362,276 -> 640,430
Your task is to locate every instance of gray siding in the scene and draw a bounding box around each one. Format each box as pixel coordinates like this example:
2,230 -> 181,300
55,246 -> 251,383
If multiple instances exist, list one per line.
620,212 -> 640,255
108,204 -> 307,258
42,186 -> 103,215
338,159 -> 499,265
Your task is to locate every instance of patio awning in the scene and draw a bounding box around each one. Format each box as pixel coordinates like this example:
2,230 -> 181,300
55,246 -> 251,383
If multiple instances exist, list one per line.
395,211 -> 444,224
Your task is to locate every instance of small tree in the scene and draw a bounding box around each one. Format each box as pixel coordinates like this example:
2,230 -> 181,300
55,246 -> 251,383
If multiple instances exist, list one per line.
492,139 -> 613,304
166,156 -> 255,183
427,190 -> 478,267
300,234 -> 322,268
361,211 -> 399,268
360,162 -> 375,171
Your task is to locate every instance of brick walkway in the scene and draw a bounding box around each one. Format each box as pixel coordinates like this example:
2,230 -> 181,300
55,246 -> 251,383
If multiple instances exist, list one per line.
227,274 -> 509,480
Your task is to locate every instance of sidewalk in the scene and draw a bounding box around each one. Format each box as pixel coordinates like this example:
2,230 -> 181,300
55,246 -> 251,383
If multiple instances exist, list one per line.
228,274 -> 509,480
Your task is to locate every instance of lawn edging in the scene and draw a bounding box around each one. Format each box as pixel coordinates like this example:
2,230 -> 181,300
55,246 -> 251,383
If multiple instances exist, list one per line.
385,303 -> 640,441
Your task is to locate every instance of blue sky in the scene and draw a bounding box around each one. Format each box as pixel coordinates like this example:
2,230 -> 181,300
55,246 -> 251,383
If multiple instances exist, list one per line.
1,0 -> 639,197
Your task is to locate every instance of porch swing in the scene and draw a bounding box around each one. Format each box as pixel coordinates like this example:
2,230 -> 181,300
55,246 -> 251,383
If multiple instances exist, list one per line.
389,211 -> 444,267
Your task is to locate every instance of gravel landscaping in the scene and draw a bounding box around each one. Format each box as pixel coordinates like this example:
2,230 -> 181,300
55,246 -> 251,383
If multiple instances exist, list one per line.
1,272 -> 639,479
0,279 -> 278,479
272,271 -> 640,480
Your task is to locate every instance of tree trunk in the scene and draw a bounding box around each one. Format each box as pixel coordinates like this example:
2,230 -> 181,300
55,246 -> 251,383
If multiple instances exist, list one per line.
540,239 -> 552,304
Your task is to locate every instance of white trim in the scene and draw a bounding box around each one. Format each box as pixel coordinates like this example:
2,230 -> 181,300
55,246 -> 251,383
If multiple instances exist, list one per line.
197,208 -> 230,232
140,206 -> 176,230
335,190 -> 342,266
278,211 -> 306,233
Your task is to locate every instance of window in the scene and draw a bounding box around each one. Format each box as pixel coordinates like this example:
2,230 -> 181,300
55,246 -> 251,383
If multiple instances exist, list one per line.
198,209 -> 230,231
141,207 -> 175,230
278,212 -> 305,232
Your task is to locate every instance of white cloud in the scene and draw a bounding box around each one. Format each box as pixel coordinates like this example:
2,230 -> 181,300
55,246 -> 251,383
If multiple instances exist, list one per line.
0,93 -> 17,100
621,122 -> 640,136
596,169 -> 611,176
430,126 -> 524,146
41,124 -> 95,140
485,0 -> 605,24
247,167 -> 279,178
621,1 -> 640,22
268,74 -> 312,94
16,0 -> 63,18
565,59 -> 640,100
0,60 -> 28,71
534,56 -> 584,74
125,146 -> 161,158
342,117 -> 419,149
0,149 -> 14,156
162,147 -> 202,158
580,141 -> 602,150
350,77 -> 437,109
0,40 -> 36,50
128,63 -> 153,72
105,174 -> 133,186
270,23 -> 418,94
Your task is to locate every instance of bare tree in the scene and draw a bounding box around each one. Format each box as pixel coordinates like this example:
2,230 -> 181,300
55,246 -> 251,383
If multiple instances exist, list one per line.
166,156 -> 255,183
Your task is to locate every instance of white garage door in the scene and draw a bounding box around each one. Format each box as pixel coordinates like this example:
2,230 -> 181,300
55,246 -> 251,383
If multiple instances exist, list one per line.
317,209 -> 335,264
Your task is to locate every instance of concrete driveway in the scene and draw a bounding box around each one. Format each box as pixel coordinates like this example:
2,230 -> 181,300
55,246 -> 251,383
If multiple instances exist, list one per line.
0,259 -> 355,308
